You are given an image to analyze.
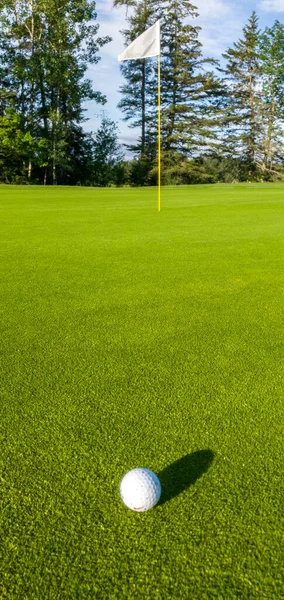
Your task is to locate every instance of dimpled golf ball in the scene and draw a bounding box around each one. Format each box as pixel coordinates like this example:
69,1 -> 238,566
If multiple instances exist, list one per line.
120,468 -> 161,512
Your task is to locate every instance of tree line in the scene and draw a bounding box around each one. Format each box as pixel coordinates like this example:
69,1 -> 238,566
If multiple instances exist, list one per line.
1,0 -> 284,186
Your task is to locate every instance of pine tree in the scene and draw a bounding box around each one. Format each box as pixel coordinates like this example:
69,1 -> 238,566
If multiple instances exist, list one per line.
91,115 -> 124,186
222,12 -> 263,177
114,0 -> 157,159
259,20 -> 284,177
157,0 -> 223,179
115,0 -> 221,183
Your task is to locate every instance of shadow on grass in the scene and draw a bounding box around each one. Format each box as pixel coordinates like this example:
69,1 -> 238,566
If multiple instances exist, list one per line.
157,449 -> 214,505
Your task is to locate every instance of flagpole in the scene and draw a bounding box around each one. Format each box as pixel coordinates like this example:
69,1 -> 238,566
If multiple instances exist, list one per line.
158,52 -> 161,212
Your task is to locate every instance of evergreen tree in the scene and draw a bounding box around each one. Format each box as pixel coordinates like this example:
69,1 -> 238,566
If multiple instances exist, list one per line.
155,1 -> 199,152
222,12 -> 263,177
259,20 -> 284,177
114,0 -> 157,159
156,0 -> 223,179
91,115 -> 124,186
115,0 -> 221,183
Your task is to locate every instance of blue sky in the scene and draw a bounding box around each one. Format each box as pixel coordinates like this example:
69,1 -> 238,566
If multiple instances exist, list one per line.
83,0 -> 284,152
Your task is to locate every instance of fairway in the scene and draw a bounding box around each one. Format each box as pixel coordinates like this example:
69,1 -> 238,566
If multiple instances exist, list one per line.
0,184 -> 283,599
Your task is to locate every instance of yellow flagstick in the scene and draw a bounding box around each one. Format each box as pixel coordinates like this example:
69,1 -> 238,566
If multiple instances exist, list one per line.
158,52 -> 161,212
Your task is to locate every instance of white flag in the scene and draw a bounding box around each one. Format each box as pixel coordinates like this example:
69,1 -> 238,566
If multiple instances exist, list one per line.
118,20 -> 160,62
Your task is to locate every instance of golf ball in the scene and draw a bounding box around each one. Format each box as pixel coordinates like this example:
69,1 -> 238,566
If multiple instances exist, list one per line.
120,468 -> 161,512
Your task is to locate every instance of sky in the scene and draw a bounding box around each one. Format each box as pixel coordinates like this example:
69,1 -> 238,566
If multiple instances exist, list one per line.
83,0 -> 284,153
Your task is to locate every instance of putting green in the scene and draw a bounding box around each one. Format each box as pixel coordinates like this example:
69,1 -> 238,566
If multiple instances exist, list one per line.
0,184 -> 283,599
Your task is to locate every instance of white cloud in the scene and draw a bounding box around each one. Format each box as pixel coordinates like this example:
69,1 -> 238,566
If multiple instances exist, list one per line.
259,0 -> 284,11
198,28 -> 237,58
195,0 -> 242,59
195,0 -> 231,19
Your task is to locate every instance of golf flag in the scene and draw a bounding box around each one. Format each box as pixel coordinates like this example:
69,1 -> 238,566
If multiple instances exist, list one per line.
118,21 -> 161,211
118,20 -> 160,62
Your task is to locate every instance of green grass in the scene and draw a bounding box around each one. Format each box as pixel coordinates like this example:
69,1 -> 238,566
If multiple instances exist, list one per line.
0,183 -> 283,599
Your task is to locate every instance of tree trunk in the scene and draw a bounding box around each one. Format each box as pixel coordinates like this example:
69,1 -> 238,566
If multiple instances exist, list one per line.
249,66 -> 256,163
141,61 -> 146,154
27,0 -> 35,179
265,94 -> 275,170
39,70 -> 49,135
52,90 -> 60,185
141,0 -> 148,155
53,154 -> 57,185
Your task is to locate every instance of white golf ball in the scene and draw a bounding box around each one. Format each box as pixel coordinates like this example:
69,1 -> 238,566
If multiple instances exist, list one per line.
120,468 -> 161,512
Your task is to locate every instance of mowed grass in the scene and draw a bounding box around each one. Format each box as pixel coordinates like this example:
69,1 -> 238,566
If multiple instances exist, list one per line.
0,184 -> 283,599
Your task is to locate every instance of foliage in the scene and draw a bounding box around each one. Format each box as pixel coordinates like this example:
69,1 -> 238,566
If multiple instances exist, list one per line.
129,153 -> 154,185
116,0 -> 157,156
0,108 -> 33,182
91,115 -> 124,186
2,4 -> 284,185
221,12 -> 263,170
259,20 -> 284,176
0,0 -> 111,184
